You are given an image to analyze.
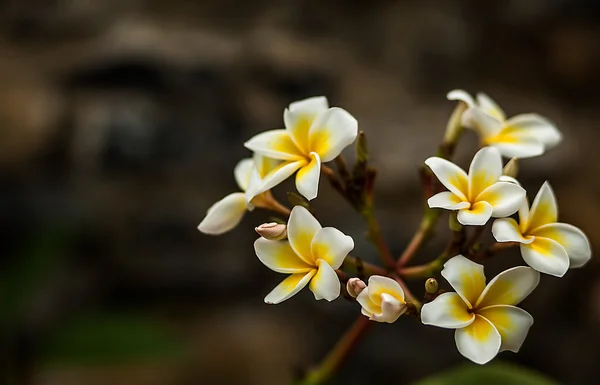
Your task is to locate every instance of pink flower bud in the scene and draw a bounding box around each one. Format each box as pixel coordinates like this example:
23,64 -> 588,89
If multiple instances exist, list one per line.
255,222 -> 287,240
346,278 -> 366,298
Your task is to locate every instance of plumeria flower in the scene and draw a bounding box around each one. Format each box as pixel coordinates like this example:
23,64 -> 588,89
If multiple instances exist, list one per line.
356,276 -> 407,323
425,147 -> 526,226
448,90 -> 562,159
254,206 -> 354,304
198,155 -> 279,235
421,255 -> 539,365
244,96 -> 358,201
492,182 -> 592,277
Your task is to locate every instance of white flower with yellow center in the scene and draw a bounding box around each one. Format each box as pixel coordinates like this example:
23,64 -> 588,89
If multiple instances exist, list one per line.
254,206 -> 354,304
448,90 -> 562,159
244,96 -> 358,201
492,182 -> 592,277
421,255 -> 539,365
356,276 -> 407,323
425,147 -> 526,226
198,155 -> 279,235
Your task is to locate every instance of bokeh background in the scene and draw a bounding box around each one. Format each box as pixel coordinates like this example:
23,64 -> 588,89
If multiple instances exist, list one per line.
1,1 -> 599,384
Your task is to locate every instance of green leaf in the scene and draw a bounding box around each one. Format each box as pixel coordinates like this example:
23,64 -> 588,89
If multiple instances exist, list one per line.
414,362 -> 558,385
39,312 -> 184,366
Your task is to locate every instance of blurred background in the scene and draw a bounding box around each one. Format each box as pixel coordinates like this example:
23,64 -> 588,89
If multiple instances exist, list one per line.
1,0 -> 599,384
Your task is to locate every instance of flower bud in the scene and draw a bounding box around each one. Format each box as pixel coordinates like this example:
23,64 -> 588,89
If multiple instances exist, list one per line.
346,278 -> 366,298
425,278 -> 439,294
443,100 -> 468,144
255,222 -> 287,240
502,157 -> 519,178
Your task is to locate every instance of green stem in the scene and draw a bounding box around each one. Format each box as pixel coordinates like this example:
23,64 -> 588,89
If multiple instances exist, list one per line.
361,206 -> 396,269
341,256 -> 388,278
396,208 -> 441,267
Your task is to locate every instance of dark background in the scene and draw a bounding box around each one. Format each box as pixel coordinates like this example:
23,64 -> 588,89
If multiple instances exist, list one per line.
0,1 -> 599,384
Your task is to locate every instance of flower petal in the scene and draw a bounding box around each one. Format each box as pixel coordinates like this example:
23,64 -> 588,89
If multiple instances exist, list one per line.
476,182 -> 526,218
461,107 -> 503,139
254,154 -> 281,179
526,181 -> 558,232
491,218 -> 533,244
367,275 -> 405,304
357,290 -> 380,317
454,315 -> 501,365
476,266 -> 540,308
420,292 -> 475,329
198,192 -> 248,235
311,227 -> 354,270
503,113 -> 562,149
424,157 -> 469,201
487,139 -> 545,159
248,160 -> 305,200
447,89 -> 475,107
373,293 -> 406,323
457,201 -> 493,226
441,255 -> 486,307
234,158 -> 254,192
287,206 -> 322,264
531,223 -> 591,268
295,152 -> 321,201
289,96 -> 329,115
254,238 -> 314,273
520,238 -> 570,277
427,191 -> 470,210
476,93 -> 506,121
468,147 -> 503,200
244,130 -> 304,160
478,305 -> 534,353
264,270 -> 316,304
285,97 -> 329,153
309,260 -> 340,301
308,107 -> 358,162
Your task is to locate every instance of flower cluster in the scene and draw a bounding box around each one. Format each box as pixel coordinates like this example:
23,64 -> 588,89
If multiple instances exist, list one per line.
198,92 -> 591,375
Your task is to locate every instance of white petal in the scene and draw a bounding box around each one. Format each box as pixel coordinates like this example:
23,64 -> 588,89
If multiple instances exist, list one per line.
478,305 -> 534,353
285,97 -> 329,153
295,152 -> 321,201
521,238 -> 569,277
264,270 -> 316,304
476,93 -> 506,121
461,107 -> 503,139
287,206 -> 322,264
427,191 -> 470,210
488,140 -> 545,159
254,238 -> 314,273
468,147 -> 503,200
491,218 -> 533,244
311,227 -> 354,270
289,96 -> 329,114
367,275 -> 405,303
234,158 -> 254,192
372,293 -> 406,323
476,266 -> 540,308
357,289 -> 380,317
420,292 -> 475,329
245,165 -> 264,203
253,154 -> 281,179
454,315 -> 501,365
244,130 -> 304,160
526,181 -> 558,232
441,255 -> 486,307
249,160 -> 305,199
503,113 -> 562,149
198,193 -> 248,235
531,223 -> 591,268
457,201 -> 493,226
476,182 -> 526,218
424,157 -> 469,201
308,107 -> 358,162
498,175 -> 521,185
309,260 -> 340,301
447,89 -> 475,107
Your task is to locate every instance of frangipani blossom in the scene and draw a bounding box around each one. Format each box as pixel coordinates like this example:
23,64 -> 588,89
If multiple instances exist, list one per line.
244,96 -> 358,201
254,206 -> 354,304
448,90 -> 562,159
421,255 -> 539,365
198,155 -> 279,235
492,182 -> 592,277
356,275 -> 407,323
426,147 -> 526,226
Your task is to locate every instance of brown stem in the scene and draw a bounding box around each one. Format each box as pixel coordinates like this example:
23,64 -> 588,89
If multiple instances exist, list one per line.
341,256 -> 388,278
470,241 -> 519,261
361,207 -> 396,269
396,209 -> 441,267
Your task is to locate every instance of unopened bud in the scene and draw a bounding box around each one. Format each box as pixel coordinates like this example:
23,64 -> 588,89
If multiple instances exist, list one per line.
502,157 -> 519,178
443,100 -> 468,144
425,278 -> 439,294
346,278 -> 367,298
255,222 -> 287,240
356,131 -> 369,164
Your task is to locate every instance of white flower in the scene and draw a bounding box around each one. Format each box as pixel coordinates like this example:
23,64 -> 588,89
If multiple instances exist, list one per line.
448,90 -> 562,159
244,96 -> 358,201
198,155 -> 279,235
356,276 -> 407,323
254,206 -> 354,304
492,182 -> 592,277
421,255 -> 539,365
425,147 -> 526,226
